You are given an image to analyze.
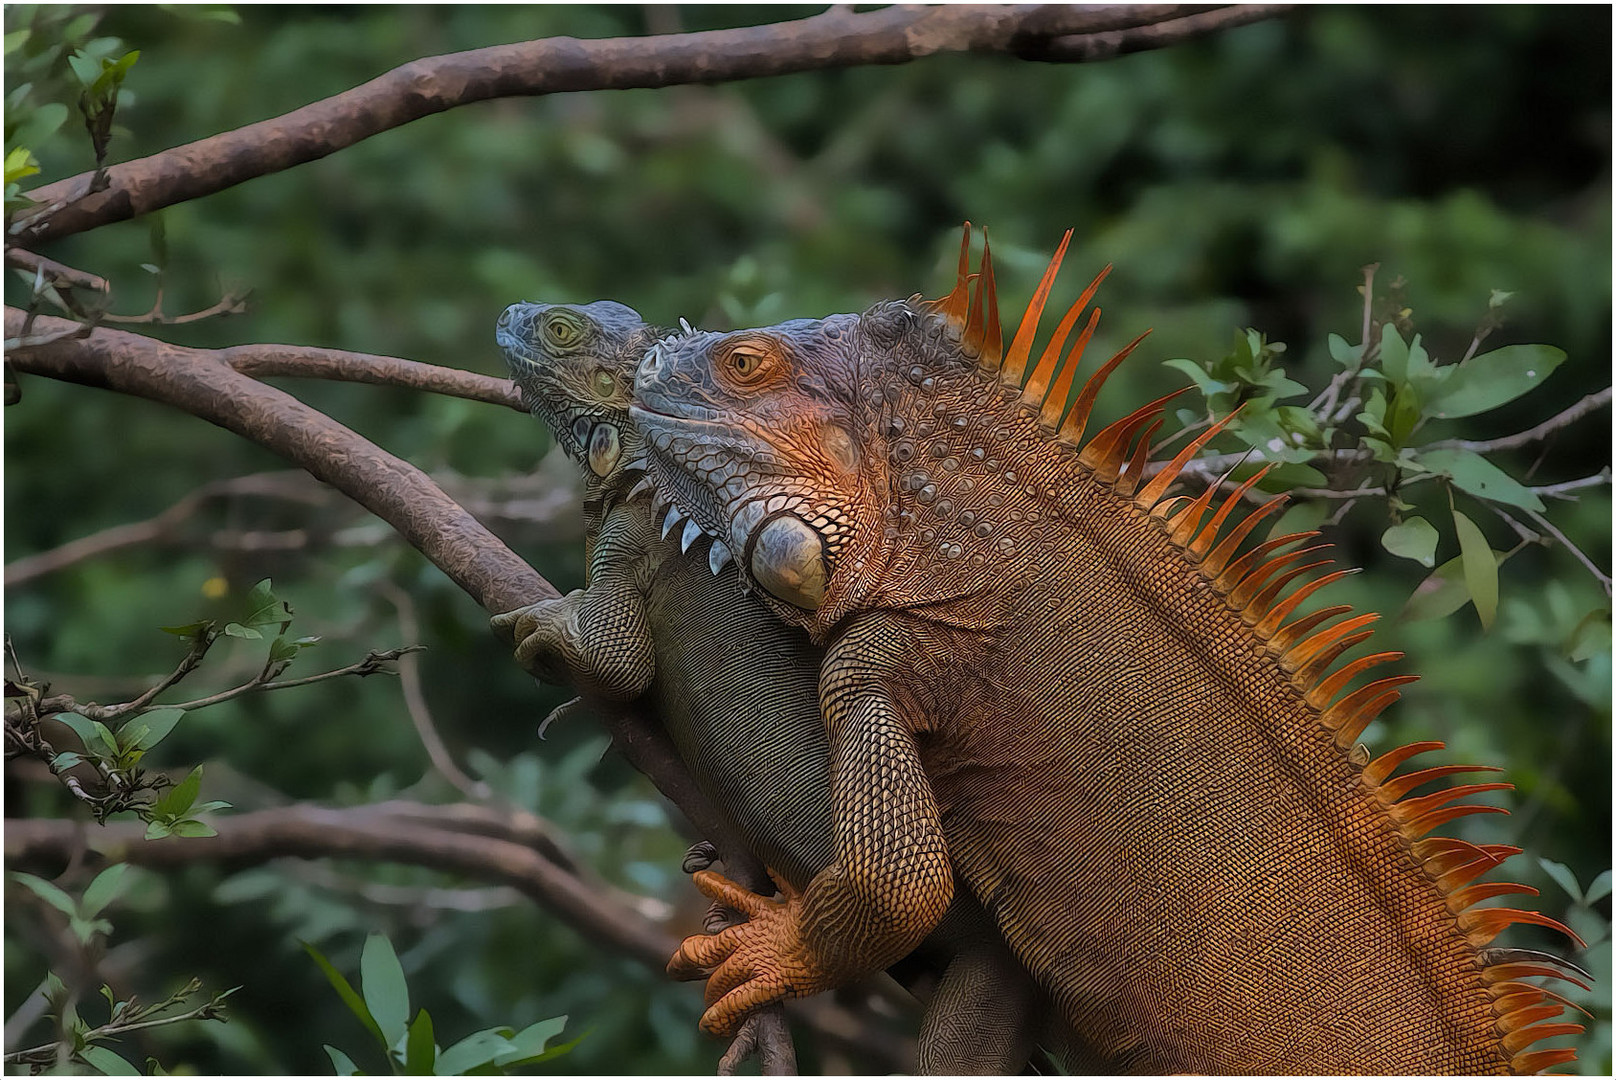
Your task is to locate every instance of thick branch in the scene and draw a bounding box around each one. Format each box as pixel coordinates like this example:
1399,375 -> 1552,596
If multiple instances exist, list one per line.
5,310 -> 547,613
15,5 -> 1272,243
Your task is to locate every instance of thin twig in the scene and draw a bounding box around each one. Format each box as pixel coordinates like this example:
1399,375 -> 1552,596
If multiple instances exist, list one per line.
1425,388 -> 1613,454
102,292 -> 248,326
374,579 -> 491,800
3,248 -> 109,294
1524,505 -> 1613,596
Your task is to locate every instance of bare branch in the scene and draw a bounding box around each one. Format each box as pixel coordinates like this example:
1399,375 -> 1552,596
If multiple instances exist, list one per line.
374,578 -> 491,801
4,310 -> 549,613
15,5 -> 1281,244
1524,504 -> 1613,596
1017,4 -> 1286,61
101,292 -> 248,326
219,344 -> 525,411
5,803 -> 677,968
3,248 -> 109,294
1425,387 -> 1613,454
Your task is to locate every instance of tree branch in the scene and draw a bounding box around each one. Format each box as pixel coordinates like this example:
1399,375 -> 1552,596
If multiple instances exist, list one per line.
5,310 -> 546,613
219,344 -> 525,411
14,5 -> 1278,244
4,803 -> 675,968
1425,387 -> 1613,454
1016,4 -> 1287,61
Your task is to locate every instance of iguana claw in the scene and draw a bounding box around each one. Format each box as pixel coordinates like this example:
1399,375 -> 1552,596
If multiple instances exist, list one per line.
667,870 -> 826,1037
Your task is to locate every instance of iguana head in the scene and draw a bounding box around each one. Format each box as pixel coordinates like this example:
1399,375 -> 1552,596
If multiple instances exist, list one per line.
496,300 -> 658,481
631,313 -> 886,622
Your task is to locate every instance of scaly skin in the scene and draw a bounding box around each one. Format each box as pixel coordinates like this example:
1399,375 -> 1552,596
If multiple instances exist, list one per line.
627,232 -> 1586,1073
489,300 -> 1067,1073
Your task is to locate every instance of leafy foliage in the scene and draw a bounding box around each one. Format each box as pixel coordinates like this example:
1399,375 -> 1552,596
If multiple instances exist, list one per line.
306,933 -> 578,1076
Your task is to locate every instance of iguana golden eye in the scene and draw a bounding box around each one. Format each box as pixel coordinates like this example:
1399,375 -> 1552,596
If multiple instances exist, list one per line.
720,338 -> 777,385
590,369 -> 616,398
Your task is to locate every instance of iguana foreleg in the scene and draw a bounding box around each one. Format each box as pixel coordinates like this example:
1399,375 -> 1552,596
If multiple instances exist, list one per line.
668,614 -> 954,1036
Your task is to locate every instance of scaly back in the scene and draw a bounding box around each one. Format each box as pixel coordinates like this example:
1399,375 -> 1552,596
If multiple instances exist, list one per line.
922,224 -> 1587,1073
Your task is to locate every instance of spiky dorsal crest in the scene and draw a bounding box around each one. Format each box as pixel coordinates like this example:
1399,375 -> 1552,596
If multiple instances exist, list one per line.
926,222 -> 1586,1071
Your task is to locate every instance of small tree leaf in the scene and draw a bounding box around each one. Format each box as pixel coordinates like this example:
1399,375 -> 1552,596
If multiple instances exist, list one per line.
1378,324 -> 1410,385
131,708 -> 184,750
51,751 -> 83,771
9,872 -> 79,917
1426,344 -> 1566,419
1585,871 -> 1612,905
222,623 -> 261,639
494,1017 -> 566,1064
304,941 -> 386,1048
1381,517 -> 1439,568
1328,333 -> 1363,369
324,1045 -> 362,1076
170,820 -> 218,838
79,1045 -> 140,1075
1414,448 -> 1545,511
81,863 -> 129,919
433,1030 -> 511,1076
361,933 -> 410,1050
404,1010 -> 437,1075
145,821 -> 172,840
1452,508 -> 1498,630
159,620 -> 214,639
1538,859 -> 1583,902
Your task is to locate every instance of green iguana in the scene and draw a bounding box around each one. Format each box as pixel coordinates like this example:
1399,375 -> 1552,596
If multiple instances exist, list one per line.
488,299 -> 1066,1072
626,227 -> 1589,1073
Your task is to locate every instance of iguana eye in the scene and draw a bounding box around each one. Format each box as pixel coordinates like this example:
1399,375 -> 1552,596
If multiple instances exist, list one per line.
719,337 -> 779,386
541,311 -> 586,349
590,369 -> 617,398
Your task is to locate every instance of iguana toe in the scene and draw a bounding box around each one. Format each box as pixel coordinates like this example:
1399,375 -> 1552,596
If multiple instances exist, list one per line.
682,839 -> 720,874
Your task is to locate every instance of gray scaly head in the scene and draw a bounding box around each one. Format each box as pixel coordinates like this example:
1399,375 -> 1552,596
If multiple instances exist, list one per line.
496,299 -> 658,482
496,301 -> 736,572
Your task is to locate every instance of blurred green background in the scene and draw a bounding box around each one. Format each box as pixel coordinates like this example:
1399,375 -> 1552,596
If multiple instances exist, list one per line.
4,5 -> 1610,1073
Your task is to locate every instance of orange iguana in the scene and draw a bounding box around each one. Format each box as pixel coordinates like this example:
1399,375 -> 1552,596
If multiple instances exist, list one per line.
488,299 -> 1067,1072
627,226 -> 1589,1072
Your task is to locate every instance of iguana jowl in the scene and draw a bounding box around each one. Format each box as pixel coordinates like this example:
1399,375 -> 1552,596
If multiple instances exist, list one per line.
627,227 -> 1589,1073
488,299 -> 1066,1072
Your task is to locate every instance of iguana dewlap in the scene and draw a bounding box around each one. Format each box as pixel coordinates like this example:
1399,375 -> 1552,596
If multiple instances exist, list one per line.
627,228 -> 1588,1073
489,299 -> 1071,1073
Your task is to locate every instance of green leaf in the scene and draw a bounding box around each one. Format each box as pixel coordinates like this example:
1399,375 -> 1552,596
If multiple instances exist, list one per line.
433,1030 -> 512,1076
1381,517 -> 1439,568
1452,508 -> 1498,630
361,933 -> 410,1050
1378,324 -> 1410,385
53,711 -> 100,748
67,51 -> 102,89
1328,333 -> 1362,369
79,1045 -> 140,1075
9,872 -> 79,917
1414,448 -> 1544,511
268,637 -> 301,664
130,708 -> 184,750
154,765 -> 204,818
494,1017 -> 566,1064
1162,357 -> 1236,397
159,620 -> 213,639
222,623 -> 262,639
1586,871 -> 1612,905
170,819 -> 218,838
80,864 -> 129,919
51,751 -> 82,771
145,821 -> 173,840
405,1009 -> 437,1075
1426,345 -> 1566,419
324,1045 -> 362,1077
304,941 -> 386,1048
498,1034 -> 583,1069
1539,858 -> 1583,903
242,578 -> 290,628
90,720 -> 118,754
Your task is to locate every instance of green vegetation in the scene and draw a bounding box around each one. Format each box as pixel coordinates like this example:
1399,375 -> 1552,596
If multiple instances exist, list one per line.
4,5 -> 1608,1073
